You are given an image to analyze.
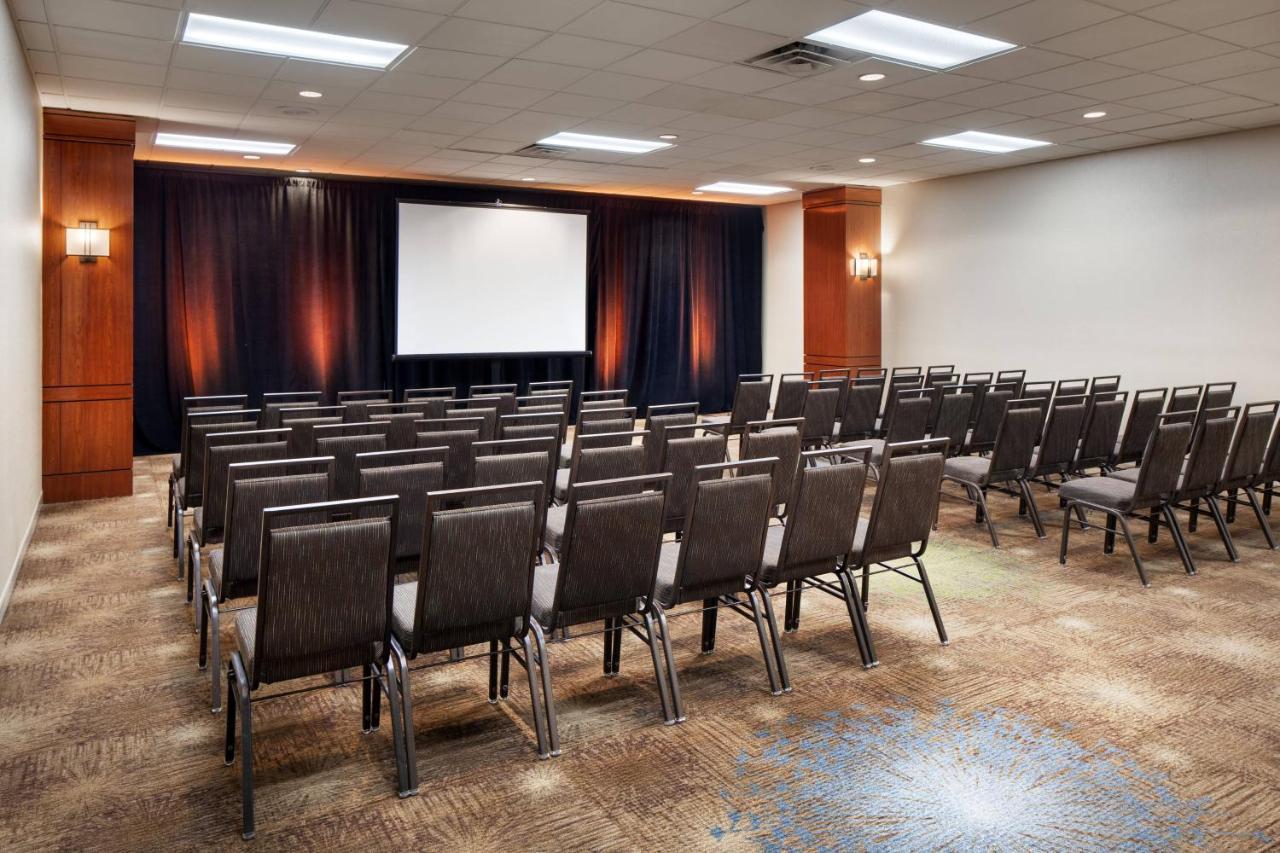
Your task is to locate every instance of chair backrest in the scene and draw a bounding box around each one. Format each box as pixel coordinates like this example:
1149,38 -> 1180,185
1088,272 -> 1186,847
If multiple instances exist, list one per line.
800,380 -> 842,443
891,366 -> 922,377
1090,375 -> 1121,395
580,389 -> 629,410
577,408 -> 637,439
1167,385 -> 1203,418
259,392 -> 323,428
1075,391 -> 1128,471
856,367 -> 887,380
1034,396 -> 1088,475
969,382 -> 1018,452
280,408 -> 346,456
415,418 -> 483,489
924,373 -> 960,428
315,432 -> 389,499
643,403 -> 699,472
184,414 -> 261,500
817,368 -> 851,418
860,440 -> 947,564
772,373 -> 812,420
931,385 -> 976,454
741,418 -> 803,513
356,447 -> 449,563
1055,378 -> 1089,398
472,436 -> 557,510
446,403 -> 498,442
658,425 -> 729,532
372,398 -> 448,421
568,431 -> 650,497
469,393 -> 517,418
471,382 -> 517,397
668,458 -> 776,603
1179,407 -> 1239,498
372,403 -> 443,447
1117,388 -> 1169,465
926,364 -> 955,380
500,410 -> 566,440
545,474 -> 670,629
761,447 -> 870,586
337,389 -> 393,404
1201,382 -> 1236,413
725,373 -> 774,428
404,386 -> 455,402
201,430 -> 290,540
1130,414 -> 1195,508
838,381 -> 881,440
406,482 -> 543,653
218,458 -> 333,601
987,401 -> 1044,481
178,397 -> 248,472
996,369 -> 1026,396
1221,401 -> 1279,490
962,372 -> 993,427
251,497 -> 397,688
884,389 -> 933,444
1020,382 -> 1054,410
528,379 -> 574,399
883,373 -> 924,416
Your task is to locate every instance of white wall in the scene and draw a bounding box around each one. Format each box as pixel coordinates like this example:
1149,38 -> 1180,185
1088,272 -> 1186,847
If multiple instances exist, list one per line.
0,6 -> 42,622
763,200 -> 803,378
882,126 -> 1280,403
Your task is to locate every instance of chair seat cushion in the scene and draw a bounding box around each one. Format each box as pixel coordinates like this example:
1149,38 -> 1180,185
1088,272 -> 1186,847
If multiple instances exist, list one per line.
653,541 -> 681,607
559,441 -> 572,468
391,581 -> 417,648
1109,467 -> 1140,483
207,548 -> 224,592
700,416 -> 729,428
532,562 -> 559,626
545,504 -> 567,553
234,607 -> 257,675
553,468 -> 570,502
1059,475 -> 1136,511
848,518 -> 870,563
945,455 -> 991,484
761,524 -> 783,573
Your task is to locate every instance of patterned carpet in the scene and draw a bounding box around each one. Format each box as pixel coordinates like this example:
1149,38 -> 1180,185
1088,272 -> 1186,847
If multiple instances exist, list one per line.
1,454 -> 1278,851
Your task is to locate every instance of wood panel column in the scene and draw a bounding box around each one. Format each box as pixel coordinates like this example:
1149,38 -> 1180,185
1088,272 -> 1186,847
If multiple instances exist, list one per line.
42,110 -> 135,502
802,186 -> 881,375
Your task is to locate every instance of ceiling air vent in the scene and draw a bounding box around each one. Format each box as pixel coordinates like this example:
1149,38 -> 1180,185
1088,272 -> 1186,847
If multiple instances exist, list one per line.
741,41 -> 856,77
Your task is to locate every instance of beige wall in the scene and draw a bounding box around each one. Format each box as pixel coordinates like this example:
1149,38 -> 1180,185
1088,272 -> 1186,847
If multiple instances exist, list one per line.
763,200 -> 803,380
881,126 -> 1280,402
0,6 -> 42,621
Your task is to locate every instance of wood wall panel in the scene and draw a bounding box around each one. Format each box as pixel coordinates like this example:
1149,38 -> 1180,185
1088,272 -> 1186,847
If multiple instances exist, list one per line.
802,187 -> 882,376
42,109 -> 135,503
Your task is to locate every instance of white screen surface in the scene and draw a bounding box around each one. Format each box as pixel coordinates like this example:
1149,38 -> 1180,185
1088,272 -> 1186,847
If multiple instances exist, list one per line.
396,202 -> 588,356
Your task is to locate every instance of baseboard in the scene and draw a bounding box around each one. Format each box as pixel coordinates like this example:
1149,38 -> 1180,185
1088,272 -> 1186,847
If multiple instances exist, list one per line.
0,494 -> 41,625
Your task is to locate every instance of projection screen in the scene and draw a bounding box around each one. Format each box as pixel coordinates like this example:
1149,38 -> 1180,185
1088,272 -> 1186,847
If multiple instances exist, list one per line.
395,201 -> 589,356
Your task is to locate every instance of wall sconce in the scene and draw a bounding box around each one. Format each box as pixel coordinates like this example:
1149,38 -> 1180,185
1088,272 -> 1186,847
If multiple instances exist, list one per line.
66,221 -> 110,262
851,252 -> 878,280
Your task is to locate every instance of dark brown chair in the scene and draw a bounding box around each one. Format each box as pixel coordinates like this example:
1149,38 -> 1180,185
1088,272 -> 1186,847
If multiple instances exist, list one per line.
278,406 -> 346,456
653,458 -> 780,711
416,417 -> 483,489
515,393 -> 569,416
962,372 -> 993,427
198,457 -> 333,711
469,392 -> 517,418
642,403 -> 700,472
879,374 -> 924,430
404,386 -> 455,402
471,437 -> 557,552
740,418 -> 803,518
930,384 -> 976,457
772,372 -> 813,420
562,406 -> 637,466
224,496 -> 405,838
861,388 -> 933,472
701,373 -> 773,435
258,391 -> 323,429
528,379 -> 574,399
1027,395 -> 1088,486
657,424 -> 729,534
1167,385 -> 1203,422
315,424 -> 391,499
356,447 -> 449,574
1218,401 -> 1279,549
553,429 -> 648,509
799,379 -> 842,450
1090,375 -> 1121,395
1114,388 -> 1169,467
445,402 -> 499,442
1073,391 -> 1128,474
338,390 -> 393,423
369,402 -> 444,447
170,394 -> 249,520
580,389 -> 629,410
173,410 -> 262,565
471,382 -> 517,398
835,378 -> 882,442
996,369 -> 1026,396
967,381 -> 1019,454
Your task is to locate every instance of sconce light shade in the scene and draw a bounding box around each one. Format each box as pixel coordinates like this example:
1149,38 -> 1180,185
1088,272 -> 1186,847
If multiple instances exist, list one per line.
66,221 -> 109,259
852,252 -> 878,279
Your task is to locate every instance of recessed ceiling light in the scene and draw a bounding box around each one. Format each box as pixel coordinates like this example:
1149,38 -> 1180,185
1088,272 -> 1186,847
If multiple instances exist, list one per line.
298,90 -> 323,98
691,191 -> 704,195
155,132 -> 295,155
1083,110 -> 1107,119
696,181 -> 790,196
659,134 -> 679,140
859,73 -> 885,82
808,10 -> 1017,70
922,130 -> 1051,153
181,13 -> 409,69
295,168 -> 311,173
243,154 -> 260,160
521,177 -> 536,182
538,131 -> 672,154
859,157 -> 877,163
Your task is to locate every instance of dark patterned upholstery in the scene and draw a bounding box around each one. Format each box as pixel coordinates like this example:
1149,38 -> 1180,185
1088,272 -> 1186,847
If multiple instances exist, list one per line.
316,434 -> 388,499
1076,393 -> 1127,471
659,431 -> 728,532
987,405 -> 1043,482
562,413 -> 637,466
931,389 -> 975,454
1057,475 -> 1137,511
759,457 -> 868,586
837,383 -> 881,440
580,390 -> 629,409
474,451 -> 553,502
969,385 -> 1016,452
560,440 -> 648,502
1115,389 -> 1168,465
724,376 -> 773,428
499,412 -> 565,444
178,404 -> 250,478
358,459 -> 445,562
448,405 -> 498,441
882,374 -> 924,418
200,440 -> 289,543
1056,378 -> 1089,397
470,393 -> 517,417
1178,410 -> 1238,499
800,384 -> 841,445
404,387 -> 456,402
1201,383 -> 1236,412
857,450 -> 945,565
416,423 -> 482,489
643,411 -> 698,472
883,393 -> 932,444
1090,376 -> 1121,395
1222,403 -> 1278,490
1130,419 -> 1195,508
772,375 -> 811,420
741,421 -> 802,511
182,418 -> 259,503
259,393 -> 322,429
1030,400 -> 1088,478
283,416 -> 344,457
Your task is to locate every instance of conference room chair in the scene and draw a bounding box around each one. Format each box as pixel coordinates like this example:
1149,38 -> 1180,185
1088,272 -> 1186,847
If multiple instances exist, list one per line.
169,401 -> 253,529
1113,388 -> 1169,468
892,366 -> 923,377
966,381 -> 1018,455
533,473 -> 674,735
863,388 -> 933,472
930,384 -> 977,457
515,393 -> 568,415
1072,391 -> 1128,475
499,410 -> 566,446
315,428 -> 390,500
1167,385 -> 1204,422
186,429 -> 290,604
338,390 -> 393,422
580,389 -> 629,410
1248,408 -> 1280,521
642,403 -> 699,472
225,497 -> 405,838
961,372 -> 993,426
652,457 -> 782,710
755,447 -> 873,689
369,402 -> 445,447
199,457 -> 334,712
1214,402 -> 1278,546
415,418 -> 484,490
700,373 -> 773,435
528,379 -> 574,398
740,418 -> 803,519
1027,395 -> 1089,487
833,379 -> 882,442
404,386 -> 455,402
279,406 -> 346,456
471,383 -> 518,397
1058,413 -> 1195,586
996,369 -> 1027,396
658,424 -> 729,535
356,447 -> 448,576
1020,381 -> 1055,414
472,436 -> 558,525
943,399 -> 1047,547
173,410 -> 261,565
850,439 -> 951,666
1200,382 -> 1237,422
445,402 -> 499,442
1090,375 -> 1122,396
799,379 -> 843,450
925,373 -> 960,431
549,430 -> 649,541
880,372 -> 924,419
817,368 -> 852,418
469,391 -> 518,417
925,364 -> 955,382
562,406 -> 637,466
772,372 -> 813,420
258,391 -> 323,429
1055,378 -> 1089,398
1109,406 -> 1240,566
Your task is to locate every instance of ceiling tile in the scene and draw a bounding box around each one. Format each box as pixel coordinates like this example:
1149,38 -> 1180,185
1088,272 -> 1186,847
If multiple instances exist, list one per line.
11,0 -> 48,22
1017,60 -> 1132,90
26,50 -> 60,74
759,78 -> 862,107
517,33 -> 640,68
882,0 -> 1030,26
1168,93 -> 1274,118
565,70 -> 669,99
454,81 -> 554,109
1205,11 -> 1280,48
18,21 -> 55,51
452,0 -> 599,30
652,21 -> 781,62
1003,91 -> 1097,115
1209,104 -> 1280,126
418,18 -> 550,56
1157,49 -> 1278,83
1069,72 -> 1182,100
482,59 -> 592,89
882,73 -> 989,99
684,63 -> 788,94
713,0 -> 866,39
170,44 -> 283,77
1139,0 -> 1280,30
562,2 -> 700,46
1101,33 -> 1237,71
774,106 -> 859,128
161,88 -> 258,112
531,92 -> 624,117
349,89 -> 445,115
955,47 -> 1078,81
45,0 -> 179,41
273,60 -> 383,88
1202,66 -> 1280,100
167,66 -> 268,96
706,94 -> 796,120
942,81 -> 1047,108
1134,119 -> 1232,139
969,0 -> 1123,44
1036,14 -> 1182,58
1120,85 -> 1230,111
184,0 -> 327,28
311,0 -> 445,42
878,99 -> 973,122
369,70 -> 473,99
58,53 -> 167,85
396,47 -> 507,79
607,48 -> 723,81
430,99 -> 518,123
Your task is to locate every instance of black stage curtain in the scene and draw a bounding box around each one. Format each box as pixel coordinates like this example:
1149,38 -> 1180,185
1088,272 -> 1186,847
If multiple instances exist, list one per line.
134,165 -> 763,454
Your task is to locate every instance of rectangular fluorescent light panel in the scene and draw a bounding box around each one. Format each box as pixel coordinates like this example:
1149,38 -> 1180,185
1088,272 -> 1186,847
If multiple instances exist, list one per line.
537,132 -> 672,154
155,132 -> 296,155
807,10 -> 1016,70
921,131 -> 1051,153
182,13 -> 409,69
696,182 -> 790,196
